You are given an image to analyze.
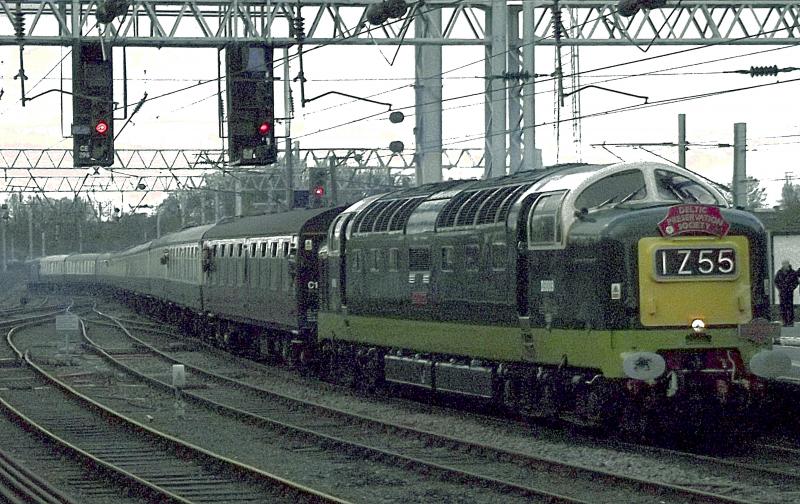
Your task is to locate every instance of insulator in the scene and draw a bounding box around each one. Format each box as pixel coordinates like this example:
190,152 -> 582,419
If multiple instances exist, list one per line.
749,65 -> 779,77
13,11 -> 25,40
552,7 -> 563,41
293,16 -> 305,41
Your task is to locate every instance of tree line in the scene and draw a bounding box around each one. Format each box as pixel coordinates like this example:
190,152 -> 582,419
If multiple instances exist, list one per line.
2,174 -> 794,261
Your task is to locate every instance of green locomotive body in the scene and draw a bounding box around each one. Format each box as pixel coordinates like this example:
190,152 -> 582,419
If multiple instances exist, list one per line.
318,161 -> 787,427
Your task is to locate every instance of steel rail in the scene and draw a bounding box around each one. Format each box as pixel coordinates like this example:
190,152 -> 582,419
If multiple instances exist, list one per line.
4,319 -> 350,504
87,308 -> 758,504
0,445 -> 79,504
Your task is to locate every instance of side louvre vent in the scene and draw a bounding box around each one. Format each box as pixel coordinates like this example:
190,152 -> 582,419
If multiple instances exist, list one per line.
353,197 -> 426,234
436,191 -> 474,229
388,198 -> 424,231
373,199 -> 406,232
437,184 -> 527,229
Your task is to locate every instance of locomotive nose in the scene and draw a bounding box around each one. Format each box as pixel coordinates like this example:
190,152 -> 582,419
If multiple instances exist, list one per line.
748,350 -> 792,379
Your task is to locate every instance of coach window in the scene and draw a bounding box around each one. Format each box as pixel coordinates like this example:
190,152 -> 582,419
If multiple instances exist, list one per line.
465,244 -> 480,271
491,243 -> 507,271
282,242 -> 290,257
250,243 -> 256,257
269,242 -> 277,258
237,244 -> 243,257
529,192 -> 566,247
441,246 -> 454,272
352,250 -> 362,272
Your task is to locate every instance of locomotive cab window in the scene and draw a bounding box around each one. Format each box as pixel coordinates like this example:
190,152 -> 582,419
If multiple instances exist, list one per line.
528,192 -> 566,248
575,170 -> 646,210
655,170 -> 719,205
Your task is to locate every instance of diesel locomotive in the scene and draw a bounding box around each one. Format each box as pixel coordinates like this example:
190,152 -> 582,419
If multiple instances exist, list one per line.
29,161 -> 790,430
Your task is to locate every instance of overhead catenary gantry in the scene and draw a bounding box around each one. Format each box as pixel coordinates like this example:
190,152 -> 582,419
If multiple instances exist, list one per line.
0,146 -> 485,196
4,1 -> 800,47
3,0 -> 800,192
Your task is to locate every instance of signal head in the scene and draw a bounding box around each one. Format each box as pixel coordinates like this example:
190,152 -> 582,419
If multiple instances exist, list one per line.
258,121 -> 271,136
312,185 -> 325,198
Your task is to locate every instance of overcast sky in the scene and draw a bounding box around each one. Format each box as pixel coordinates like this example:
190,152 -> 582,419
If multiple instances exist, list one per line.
1,37 -> 798,209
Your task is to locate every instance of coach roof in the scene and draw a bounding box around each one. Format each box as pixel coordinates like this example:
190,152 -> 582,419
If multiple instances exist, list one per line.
151,223 -> 215,248
203,208 -> 344,240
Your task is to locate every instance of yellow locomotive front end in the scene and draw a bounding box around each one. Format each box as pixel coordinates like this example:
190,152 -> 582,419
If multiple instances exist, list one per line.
625,206 -> 789,429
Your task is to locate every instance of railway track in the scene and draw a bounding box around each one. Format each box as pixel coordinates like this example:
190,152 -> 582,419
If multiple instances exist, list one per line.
2,314 -> 348,504
74,308 -> 779,504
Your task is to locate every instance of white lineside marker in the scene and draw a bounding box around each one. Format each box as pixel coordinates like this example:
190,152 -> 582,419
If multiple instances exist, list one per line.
172,364 -> 186,389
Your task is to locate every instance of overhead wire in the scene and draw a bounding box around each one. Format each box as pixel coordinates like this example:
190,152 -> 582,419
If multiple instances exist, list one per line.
294,10 -> 800,139
5,1 -> 800,158
436,75 -> 800,147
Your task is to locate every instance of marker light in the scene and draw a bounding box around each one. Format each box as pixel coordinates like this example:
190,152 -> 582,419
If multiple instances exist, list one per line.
691,319 -> 706,333
312,185 -> 325,198
258,122 -> 271,136
95,120 -> 109,135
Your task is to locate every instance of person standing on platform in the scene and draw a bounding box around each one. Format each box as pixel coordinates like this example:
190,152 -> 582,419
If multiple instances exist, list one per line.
775,260 -> 799,327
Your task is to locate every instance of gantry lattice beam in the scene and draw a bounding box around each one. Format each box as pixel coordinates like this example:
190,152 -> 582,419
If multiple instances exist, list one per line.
2,1 -> 800,47
0,147 -> 484,194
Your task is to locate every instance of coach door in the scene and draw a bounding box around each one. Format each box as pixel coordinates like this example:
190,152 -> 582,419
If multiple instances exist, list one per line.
296,232 -> 322,326
326,213 -> 353,312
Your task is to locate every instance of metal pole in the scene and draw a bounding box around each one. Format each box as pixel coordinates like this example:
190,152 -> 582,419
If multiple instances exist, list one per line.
507,12 -> 521,174
234,180 -> 243,217
678,113 -> 686,168
77,217 -> 83,253
199,191 -> 206,225
214,190 -> 221,222
523,0 -> 538,170
329,156 -> 338,206
284,47 -> 294,209
733,123 -> 747,208
156,208 -> 161,238
27,205 -> 33,259
41,231 -> 45,257
485,1 -> 508,179
2,223 -> 6,272
414,10 -> 443,186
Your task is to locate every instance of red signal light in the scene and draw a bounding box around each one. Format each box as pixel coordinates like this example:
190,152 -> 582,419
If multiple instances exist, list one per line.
312,185 -> 325,198
95,120 -> 109,135
258,122 -> 271,136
